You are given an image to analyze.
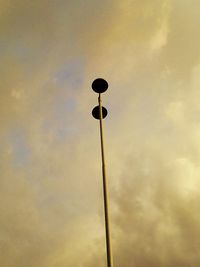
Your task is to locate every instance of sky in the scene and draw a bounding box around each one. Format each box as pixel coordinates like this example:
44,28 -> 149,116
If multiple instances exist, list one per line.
1,0 -> 200,266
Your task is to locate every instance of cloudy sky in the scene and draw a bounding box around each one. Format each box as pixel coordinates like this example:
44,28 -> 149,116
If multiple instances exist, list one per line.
1,0 -> 200,266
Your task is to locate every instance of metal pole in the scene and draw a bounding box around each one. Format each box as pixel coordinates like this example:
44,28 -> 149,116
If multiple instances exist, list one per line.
98,93 -> 113,267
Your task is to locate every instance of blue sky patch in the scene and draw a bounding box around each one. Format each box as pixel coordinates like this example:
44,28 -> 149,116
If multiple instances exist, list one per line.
8,130 -> 31,167
54,58 -> 84,89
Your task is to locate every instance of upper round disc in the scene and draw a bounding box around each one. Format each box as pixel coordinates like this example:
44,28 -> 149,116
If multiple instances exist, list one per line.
92,106 -> 108,120
92,78 -> 108,93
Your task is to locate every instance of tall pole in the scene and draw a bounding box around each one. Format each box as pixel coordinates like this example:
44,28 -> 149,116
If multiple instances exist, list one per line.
99,93 -> 113,267
91,78 -> 113,267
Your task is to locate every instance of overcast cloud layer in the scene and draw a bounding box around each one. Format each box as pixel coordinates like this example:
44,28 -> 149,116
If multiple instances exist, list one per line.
1,1 -> 200,266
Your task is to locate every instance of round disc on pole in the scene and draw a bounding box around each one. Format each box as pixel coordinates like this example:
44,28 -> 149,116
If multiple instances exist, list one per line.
92,106 -> 108,120
92,78 -> 108,93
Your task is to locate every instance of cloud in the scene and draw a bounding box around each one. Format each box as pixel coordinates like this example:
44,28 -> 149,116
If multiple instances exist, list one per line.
159,0 -> 200,77
0,0 -> 200,266
111,148 -> 200,266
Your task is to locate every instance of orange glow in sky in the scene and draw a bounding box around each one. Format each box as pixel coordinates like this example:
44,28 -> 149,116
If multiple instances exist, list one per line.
1,1 -> 200,266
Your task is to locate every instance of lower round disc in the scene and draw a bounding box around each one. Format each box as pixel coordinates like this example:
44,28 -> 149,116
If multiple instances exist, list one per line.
92,106 -> 108,120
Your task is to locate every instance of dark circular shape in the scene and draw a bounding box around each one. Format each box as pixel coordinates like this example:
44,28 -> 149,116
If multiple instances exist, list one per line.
92,106 -> 108,120
92,78 -> 108,93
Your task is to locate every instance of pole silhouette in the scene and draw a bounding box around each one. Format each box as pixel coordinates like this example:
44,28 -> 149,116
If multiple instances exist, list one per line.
92,78 -> 113,267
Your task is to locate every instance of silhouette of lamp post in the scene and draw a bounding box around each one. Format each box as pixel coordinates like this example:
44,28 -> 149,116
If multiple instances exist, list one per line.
91,78 -> 113,267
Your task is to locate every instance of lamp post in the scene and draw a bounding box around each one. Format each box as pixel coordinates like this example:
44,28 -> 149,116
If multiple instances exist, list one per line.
91,78 -> 113,267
